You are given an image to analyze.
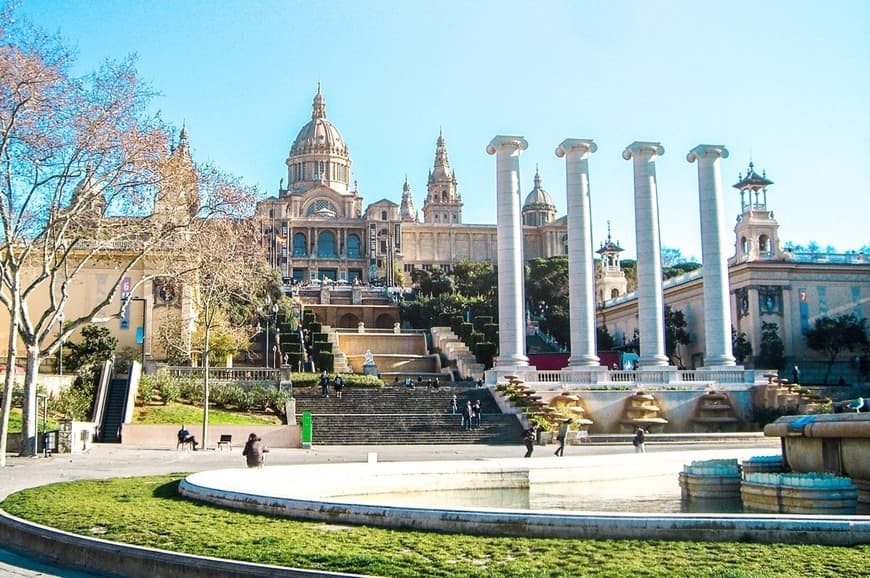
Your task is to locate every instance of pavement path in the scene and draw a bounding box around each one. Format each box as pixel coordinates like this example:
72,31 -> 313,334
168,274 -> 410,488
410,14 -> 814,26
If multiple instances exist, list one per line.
0,438 -> 782,577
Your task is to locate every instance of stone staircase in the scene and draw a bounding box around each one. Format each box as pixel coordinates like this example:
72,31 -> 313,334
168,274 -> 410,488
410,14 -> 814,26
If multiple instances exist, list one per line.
293,385 -> 523,445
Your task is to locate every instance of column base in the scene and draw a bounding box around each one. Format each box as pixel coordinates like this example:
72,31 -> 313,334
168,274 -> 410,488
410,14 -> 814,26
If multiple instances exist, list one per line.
637,355 -> 671,368
568,355 -> 602,368
702,356 -> 737,368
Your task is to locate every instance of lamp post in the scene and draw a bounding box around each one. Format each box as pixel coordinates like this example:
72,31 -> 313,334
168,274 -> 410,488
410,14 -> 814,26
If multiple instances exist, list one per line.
57,312 -> 64,376
264,296 -> 279,369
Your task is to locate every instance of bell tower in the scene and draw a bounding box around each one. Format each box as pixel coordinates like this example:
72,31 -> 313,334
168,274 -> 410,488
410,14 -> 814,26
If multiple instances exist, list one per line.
732,161 -> 782,262
422,130 -> 462,225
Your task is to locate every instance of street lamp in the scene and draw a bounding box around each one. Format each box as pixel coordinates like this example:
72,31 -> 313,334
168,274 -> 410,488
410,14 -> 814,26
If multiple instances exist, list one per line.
264,296 -> 279,369
57,312 -> 64,376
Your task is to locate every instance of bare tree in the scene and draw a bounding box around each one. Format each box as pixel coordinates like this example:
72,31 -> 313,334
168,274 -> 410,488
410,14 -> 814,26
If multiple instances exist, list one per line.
0,8 -> 256,460
172,211 -> 269,447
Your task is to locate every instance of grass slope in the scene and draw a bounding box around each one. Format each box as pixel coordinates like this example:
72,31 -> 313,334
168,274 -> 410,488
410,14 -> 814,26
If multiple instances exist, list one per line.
2,476 -> 866,578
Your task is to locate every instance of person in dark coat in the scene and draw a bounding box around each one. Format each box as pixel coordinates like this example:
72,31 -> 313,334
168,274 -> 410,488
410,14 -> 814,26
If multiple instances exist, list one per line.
633,426 -> 646,453
523,424 -> 538,458
242,433 -> 268,468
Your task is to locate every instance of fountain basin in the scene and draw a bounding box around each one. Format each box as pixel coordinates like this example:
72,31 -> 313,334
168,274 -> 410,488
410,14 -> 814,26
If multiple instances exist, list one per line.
178,450 -> 869,545
741,472 -> 858,514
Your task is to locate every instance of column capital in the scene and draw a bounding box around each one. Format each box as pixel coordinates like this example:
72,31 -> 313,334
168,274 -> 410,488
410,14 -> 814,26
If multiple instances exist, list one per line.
622,141 -> 664,161
555,138 -> 597,158
687,144 -> 729,163
486,135 -> 528,156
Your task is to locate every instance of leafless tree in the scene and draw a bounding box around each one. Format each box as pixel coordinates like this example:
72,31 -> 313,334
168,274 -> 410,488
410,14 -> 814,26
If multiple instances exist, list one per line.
0,8 -> 258,461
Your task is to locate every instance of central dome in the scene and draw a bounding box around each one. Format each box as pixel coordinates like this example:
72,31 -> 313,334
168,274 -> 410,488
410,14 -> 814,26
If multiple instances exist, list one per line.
290,86 -> 349,158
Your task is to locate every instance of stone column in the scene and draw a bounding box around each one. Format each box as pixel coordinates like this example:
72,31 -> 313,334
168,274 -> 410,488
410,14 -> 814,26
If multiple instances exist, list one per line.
622,141 -> 669,367
556,139 -> 600,367
486,135 -> 530,369
687,144 -> 737,367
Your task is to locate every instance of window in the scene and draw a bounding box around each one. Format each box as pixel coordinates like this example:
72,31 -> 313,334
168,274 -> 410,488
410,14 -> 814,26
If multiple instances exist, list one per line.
759,234 -> 770,254
347,234 -> 362,258
317,231 -> 337,258
381,210 -> 388,221
292,233 -> 307,257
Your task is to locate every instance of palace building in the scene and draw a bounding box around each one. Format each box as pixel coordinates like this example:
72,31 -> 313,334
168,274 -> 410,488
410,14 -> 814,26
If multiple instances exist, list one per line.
255,87 -> 580,288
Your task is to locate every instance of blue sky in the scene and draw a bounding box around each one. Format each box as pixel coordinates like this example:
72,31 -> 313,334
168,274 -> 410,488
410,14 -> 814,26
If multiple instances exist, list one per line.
20,0 -> 870,260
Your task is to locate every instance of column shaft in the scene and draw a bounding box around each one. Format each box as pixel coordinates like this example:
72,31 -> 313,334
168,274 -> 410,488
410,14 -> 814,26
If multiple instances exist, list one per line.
623,142 -> 669,367
557,139 -> 600,367
487,136 -> 529,369
688,145 -> 736,367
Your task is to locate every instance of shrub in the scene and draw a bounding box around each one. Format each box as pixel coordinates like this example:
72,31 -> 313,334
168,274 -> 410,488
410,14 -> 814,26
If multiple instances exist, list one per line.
315,351 -> 334,372
53,381 -> 95,420
157,378 -> 182,405
137,375 -> 158,406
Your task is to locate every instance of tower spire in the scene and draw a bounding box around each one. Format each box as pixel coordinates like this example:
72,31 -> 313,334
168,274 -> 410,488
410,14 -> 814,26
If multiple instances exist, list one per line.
312,83 -> 326,119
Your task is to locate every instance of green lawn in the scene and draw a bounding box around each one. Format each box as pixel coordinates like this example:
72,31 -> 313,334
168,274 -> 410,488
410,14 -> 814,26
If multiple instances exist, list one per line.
2,476 -> 866,578
133,402 -> 282,425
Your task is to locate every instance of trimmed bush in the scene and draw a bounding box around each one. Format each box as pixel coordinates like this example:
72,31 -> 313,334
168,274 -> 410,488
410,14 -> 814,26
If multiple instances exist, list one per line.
315,351 -> 334,372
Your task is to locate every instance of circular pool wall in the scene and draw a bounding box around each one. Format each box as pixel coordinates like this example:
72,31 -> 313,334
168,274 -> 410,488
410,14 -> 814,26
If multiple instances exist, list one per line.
179,451 -> 869,546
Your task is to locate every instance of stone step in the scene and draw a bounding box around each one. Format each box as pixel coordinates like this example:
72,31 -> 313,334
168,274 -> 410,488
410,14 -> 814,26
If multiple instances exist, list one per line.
306,414 -> 523,445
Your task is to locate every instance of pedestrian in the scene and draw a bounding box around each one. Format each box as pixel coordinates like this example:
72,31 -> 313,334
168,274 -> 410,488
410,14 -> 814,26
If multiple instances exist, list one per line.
319,369 -> 330,397
476,377 -> 484,389
433,377 -> 440,391
633,425 -> 646,453
792,365 -> 800,384
523,423 -> 538,458
242,433 -> 268,468
461,400 -> 473,430
554,418 -> 572,457
333,373 -> 344,398
472,400 -> 482,428
451,394 -> 458,415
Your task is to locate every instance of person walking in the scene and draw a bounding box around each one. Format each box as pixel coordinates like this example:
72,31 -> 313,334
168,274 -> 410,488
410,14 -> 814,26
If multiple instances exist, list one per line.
523,423 -> 538,458
461,400 -> 473,430
792,365 -> 801,385
333,374 -> 344,398
450,394 -> 458,415
633,426 -> 646,453
319,370 -> 330,397
472,400 -> 482,428
554,418 -> 572,457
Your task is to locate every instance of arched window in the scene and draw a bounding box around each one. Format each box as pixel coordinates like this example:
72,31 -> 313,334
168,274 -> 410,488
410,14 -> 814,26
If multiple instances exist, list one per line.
347,234 -> 362,258
317,231 -> 337,258
741,236 -> 749,255
759,234 -> 770,254
292,233 -> 307,257
611,288 -> 620,299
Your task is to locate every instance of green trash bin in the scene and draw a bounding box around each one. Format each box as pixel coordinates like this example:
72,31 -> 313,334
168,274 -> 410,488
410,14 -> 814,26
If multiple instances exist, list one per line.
301,412 -> 312,448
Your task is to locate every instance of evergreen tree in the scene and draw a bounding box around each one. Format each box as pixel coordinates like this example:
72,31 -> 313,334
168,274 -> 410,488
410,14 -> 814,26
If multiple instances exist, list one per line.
758,321 -> 785,371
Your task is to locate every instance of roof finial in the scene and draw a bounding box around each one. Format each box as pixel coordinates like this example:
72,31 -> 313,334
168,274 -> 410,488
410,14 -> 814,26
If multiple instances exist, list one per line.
312,83 -> 326,119
534,164 -> 542,187
607,219 -> 612,242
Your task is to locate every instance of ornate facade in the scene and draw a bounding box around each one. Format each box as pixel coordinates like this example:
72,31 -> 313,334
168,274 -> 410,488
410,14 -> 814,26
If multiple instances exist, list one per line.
256,88 -> 584,287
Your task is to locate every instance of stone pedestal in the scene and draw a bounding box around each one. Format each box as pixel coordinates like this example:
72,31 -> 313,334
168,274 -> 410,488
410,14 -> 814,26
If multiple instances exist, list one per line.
363,363 -> 379,376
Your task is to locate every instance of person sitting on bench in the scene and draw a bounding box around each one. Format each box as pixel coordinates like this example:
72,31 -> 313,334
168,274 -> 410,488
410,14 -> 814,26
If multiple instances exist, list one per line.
177,425 -> 198,450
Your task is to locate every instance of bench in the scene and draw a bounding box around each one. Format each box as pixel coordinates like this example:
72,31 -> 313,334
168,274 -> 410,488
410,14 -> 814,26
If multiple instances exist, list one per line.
217,434 -> 233,451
